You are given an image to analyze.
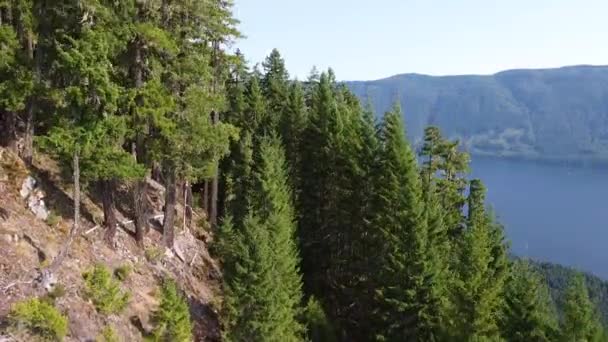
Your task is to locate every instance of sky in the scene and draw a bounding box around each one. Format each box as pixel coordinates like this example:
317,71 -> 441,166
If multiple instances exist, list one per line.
233,0 -> 608,81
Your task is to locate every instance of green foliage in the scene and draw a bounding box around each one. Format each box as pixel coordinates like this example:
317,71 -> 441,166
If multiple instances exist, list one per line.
145,247 -> 164,264
561,274 -> 605,341
82,264 -> 130,315
303,296 -> 336,342
371,104 -> 444,341
9,298 -> 68,341
220,137 -> 304,341
501,260 -> 559,341
150,279 -> 193,342
114,264 -> 132,282
97,326 -> 120,342
45,211 -> 61,227
451,179 -> 509,340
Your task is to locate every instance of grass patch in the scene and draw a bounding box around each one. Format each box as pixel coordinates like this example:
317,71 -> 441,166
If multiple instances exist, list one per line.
96,326 -> 119,342
45,211 -> 61,227
145,247 -> 164,264
9,298 -> 68,341
113,264 -> 131,282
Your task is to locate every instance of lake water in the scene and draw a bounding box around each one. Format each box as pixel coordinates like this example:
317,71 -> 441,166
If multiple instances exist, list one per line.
470,157 -> 608,279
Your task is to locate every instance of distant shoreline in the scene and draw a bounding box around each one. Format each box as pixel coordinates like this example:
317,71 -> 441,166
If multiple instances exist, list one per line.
470,152 -> 608,168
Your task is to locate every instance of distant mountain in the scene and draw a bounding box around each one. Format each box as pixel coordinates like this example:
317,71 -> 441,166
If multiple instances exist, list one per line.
346,65 -> 608,162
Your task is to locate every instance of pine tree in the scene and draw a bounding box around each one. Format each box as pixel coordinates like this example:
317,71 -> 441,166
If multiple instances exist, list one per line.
39,1 -> 144,246
151,279 -> 193,342
221,137 -> 304,341
371,103 -> 444,341
561,274 -> 605,342
501,260 -> 559,342
451,179 -> 508,340
261,49 -> 289,133
0,0 -> 36,163
280,82 -> 308,189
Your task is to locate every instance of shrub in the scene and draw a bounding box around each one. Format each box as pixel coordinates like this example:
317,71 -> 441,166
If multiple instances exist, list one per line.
9,298 -> 68,341
82,264 -> 130,315
151,279 -> 193,342
96,326 -> 119,342
145,247 -> 164,263
45,211 -> 61,227
113,264 -> 131,282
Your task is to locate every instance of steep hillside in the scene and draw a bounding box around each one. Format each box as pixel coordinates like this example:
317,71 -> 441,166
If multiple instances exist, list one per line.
530,260 -> 608,325
0,149 -> 222,341
347,65 -> 608,162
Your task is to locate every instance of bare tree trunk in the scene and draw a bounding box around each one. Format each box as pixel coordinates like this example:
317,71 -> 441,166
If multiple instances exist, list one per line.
1,111 -> 18,153
209,170 -> 219,227
132,41 -> 148,246
202,180 -> 209,215
102,179 -> 118,246
131,140 -> 148,245
21,103 -> 34,165
49,150 -> 80,272
185,181 -> 193,230
163,168 -> 177,248
21,31 -> 37,165
209,111 -> 219,227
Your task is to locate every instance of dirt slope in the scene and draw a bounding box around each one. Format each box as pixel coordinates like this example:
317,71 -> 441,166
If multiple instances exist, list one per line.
0,148 -> 223,341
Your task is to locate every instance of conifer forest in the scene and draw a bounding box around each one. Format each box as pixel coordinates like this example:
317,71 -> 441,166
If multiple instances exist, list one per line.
0,1 -> 606,341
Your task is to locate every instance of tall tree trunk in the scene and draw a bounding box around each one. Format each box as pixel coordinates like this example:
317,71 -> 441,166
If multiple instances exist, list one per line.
21,31 -> 37,165
184,181 -> 193,231
202,180 -> 209,215
102,179 -> 118,246
1,111 -> 18,153
209,169 -> 219,227
49,150 -> 80,272
21,102 -> 34,165
131,138 -> 148,244
163,168 -> 177,248
132,41 -> 148,245
208,111 -> 219,227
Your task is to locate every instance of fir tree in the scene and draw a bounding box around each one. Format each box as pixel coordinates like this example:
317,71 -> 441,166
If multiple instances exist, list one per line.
151,279 -> 193,342
372,104 -> 444,341
261,48 -> 289,133
221,137 -> 304,342
451,179 -> 508,340
501,260 -> 559,342
561,274 -> 605,342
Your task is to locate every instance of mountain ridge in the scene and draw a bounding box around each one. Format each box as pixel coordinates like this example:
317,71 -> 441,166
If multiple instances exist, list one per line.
346,64 -> 608,162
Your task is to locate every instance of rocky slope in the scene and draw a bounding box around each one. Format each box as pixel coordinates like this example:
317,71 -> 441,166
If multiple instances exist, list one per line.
0,148 -> 222,341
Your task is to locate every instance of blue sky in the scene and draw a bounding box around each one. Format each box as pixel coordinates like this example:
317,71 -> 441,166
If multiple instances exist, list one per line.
233,0 -> 608,81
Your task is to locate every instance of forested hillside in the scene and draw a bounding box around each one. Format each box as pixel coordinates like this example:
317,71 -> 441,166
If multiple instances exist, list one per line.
0,1 -> 606,341
347,65 -> 608,162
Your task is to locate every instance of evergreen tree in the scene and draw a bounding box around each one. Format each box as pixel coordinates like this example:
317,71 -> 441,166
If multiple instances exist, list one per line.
151,279 -> 193,342
372,104 -> 444,341
561,274 -> 605,342
501,260 -> 559,342
261,48 -> 289,133
280,82 -> 308,189
0,0 -> 36,163
221,137 -> 304,342
451,179 -> 508,340
40,1 -> 144,246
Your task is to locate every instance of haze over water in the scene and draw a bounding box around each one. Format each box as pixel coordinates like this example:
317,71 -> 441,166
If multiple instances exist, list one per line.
470,157 -> 608,279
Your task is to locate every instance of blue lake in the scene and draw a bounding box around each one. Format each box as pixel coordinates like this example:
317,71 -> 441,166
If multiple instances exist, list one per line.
470,157 -> 608,279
